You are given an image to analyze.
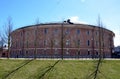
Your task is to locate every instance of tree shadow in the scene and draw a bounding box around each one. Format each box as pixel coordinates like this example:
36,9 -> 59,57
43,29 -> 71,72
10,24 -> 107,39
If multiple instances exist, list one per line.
2,59 -> 33,79
36,60 -> 60,79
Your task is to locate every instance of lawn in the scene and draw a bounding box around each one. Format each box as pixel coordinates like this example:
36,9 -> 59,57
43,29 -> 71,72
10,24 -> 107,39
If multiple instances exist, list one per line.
0,59 -> 120,79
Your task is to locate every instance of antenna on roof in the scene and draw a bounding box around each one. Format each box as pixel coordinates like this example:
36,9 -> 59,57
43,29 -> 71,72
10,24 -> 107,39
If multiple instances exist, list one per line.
67,19 -> 73,24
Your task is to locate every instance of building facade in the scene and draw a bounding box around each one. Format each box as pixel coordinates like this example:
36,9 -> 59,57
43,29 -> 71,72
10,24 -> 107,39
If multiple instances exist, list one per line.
112,46 -> 120,58
10,23 -> 115,58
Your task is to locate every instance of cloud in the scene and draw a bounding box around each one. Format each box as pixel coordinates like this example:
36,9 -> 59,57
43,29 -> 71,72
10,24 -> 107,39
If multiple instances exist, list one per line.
69,16 -> 87,24
113,30 -> 120,47
69,16 -> 120,46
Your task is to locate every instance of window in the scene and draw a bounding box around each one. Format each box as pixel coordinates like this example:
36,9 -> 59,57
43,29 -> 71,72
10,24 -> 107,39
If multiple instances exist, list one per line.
54,40 -> 58,46
102,42 -> 104,47
44,40 -> 47,46
20,50 -> 21,54
54,29 -> 58,34
87,30 -> 90,35
43,49 -> 47,54
26,51 -> 28,54
96,51 -> 98,55
76,29 -> 80,34
2,53 -> 5,56
88,50 -> 90,55
26,32 -> 29,39
66,40 -> 70,46
19,42 -> 21,47
78,50 -> 80,55
55,49 -> 58,54
27,41 -> 28,47
77,40 -> 80,46
21,32 -> 22,36
44,28 -> 48,34
87,40 -> 90,46
16,41 -> 17,48
96,31 -> 98,36
65,29 -> 70,35
27,32 -> 29,36
96,41 -> 98,47
66,49 -> 69,55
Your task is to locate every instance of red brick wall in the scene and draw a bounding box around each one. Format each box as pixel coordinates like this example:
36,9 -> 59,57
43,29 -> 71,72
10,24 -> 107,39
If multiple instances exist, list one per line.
10,23 -> 115,58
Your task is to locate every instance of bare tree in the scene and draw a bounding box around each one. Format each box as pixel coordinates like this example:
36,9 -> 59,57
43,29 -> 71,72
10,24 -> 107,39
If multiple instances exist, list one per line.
50,40 -> 54,58
0,33 -> 4,57
34,18 -> 40,59
92,15 -> 104,79
91,27 -> 95,59
73,38 -> 80,59
3,17 -> 13,58
21,28 -> 25,58
61,21 -> 65,60
87,15 -> 106,79
61,19 -> 74,59
61,21 -> 64,59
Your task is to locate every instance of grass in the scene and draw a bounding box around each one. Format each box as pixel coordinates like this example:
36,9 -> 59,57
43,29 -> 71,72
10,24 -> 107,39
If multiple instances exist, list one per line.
0,59 -> 120,79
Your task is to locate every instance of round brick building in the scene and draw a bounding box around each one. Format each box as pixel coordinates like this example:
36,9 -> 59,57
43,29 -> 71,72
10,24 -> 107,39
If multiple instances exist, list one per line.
10,22 -> 115,58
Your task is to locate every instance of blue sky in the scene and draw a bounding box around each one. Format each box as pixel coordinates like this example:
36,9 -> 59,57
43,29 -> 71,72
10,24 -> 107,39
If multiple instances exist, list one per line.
0,0 -> 120,46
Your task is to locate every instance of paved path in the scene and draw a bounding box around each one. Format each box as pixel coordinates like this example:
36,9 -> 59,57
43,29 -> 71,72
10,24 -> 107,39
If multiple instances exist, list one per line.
0,58 -> 120,60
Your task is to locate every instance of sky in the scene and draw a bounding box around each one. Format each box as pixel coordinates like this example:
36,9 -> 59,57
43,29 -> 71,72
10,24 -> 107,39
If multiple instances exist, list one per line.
0,0 -> 120,46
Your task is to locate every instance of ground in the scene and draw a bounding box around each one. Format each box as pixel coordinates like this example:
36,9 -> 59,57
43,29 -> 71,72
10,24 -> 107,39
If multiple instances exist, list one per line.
0,58 -> 120,79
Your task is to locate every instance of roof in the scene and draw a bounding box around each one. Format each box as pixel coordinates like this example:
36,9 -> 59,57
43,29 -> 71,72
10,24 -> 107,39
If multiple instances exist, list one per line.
11,22 -> 115,36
